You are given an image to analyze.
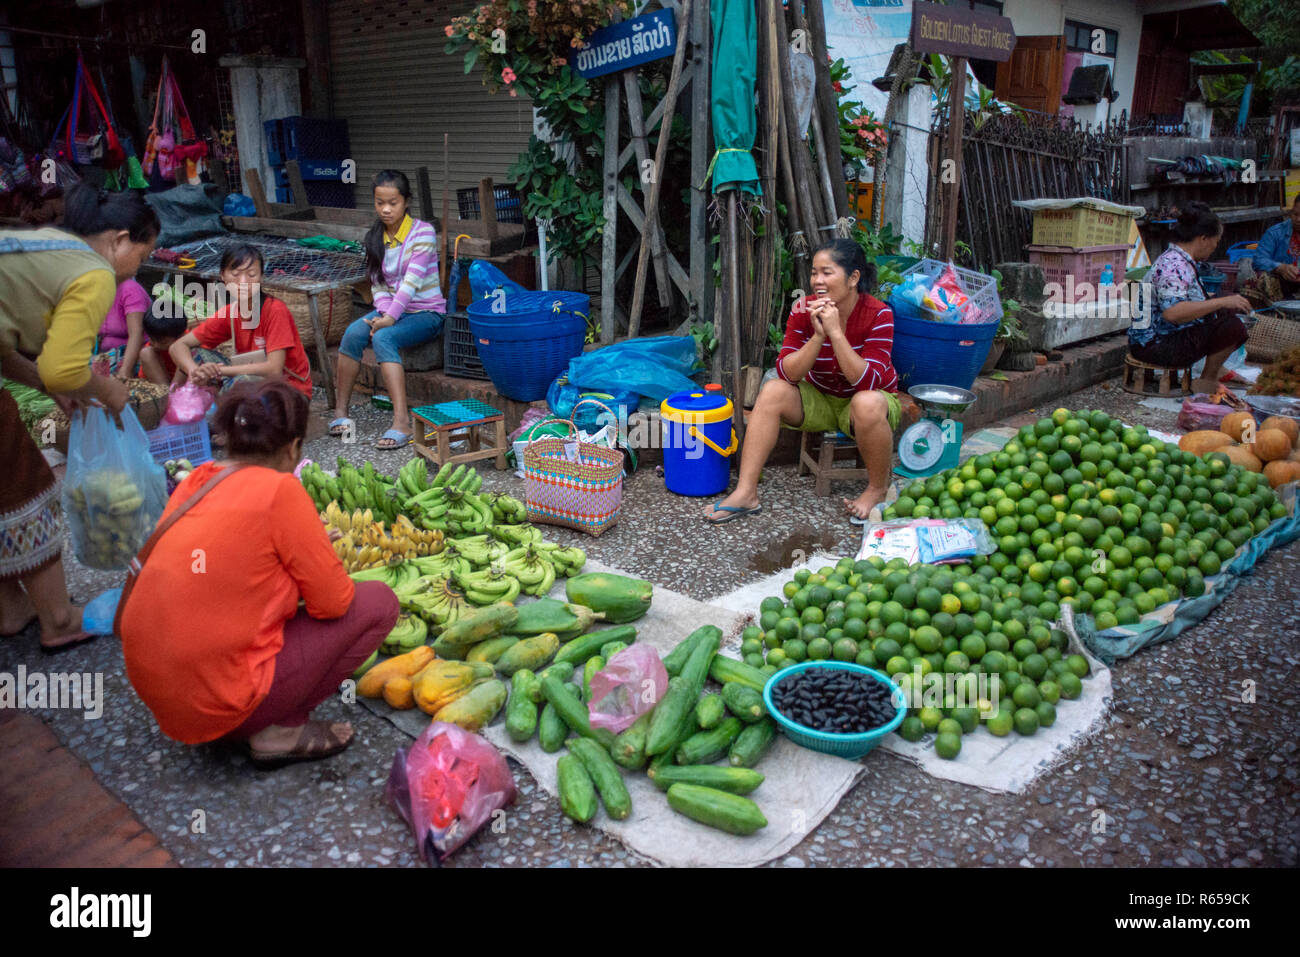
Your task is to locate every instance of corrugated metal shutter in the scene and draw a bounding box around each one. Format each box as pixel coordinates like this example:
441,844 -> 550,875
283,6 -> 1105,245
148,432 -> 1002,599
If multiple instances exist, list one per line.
328,0 -> 533,208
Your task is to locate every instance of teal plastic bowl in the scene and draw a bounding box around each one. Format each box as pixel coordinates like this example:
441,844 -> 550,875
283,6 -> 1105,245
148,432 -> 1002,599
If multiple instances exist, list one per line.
763,662 -> 907,760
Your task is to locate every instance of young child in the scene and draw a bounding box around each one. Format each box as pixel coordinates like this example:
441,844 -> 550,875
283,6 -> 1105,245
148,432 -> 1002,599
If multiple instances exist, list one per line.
166,244 -> 314,397
329,170 -> 446,449
138,310 -> 188,386
96,278 -> 151,378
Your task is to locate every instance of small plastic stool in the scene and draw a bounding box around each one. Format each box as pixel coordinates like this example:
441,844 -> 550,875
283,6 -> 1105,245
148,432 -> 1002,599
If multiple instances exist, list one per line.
410,398 -> 508,470
798,431 -> 868,497
1122,354 -> 1192,397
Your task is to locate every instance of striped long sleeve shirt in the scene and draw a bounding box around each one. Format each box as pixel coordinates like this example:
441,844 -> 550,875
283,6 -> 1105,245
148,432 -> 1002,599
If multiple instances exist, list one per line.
372,215 -> 446,320
776,293 -> 899,397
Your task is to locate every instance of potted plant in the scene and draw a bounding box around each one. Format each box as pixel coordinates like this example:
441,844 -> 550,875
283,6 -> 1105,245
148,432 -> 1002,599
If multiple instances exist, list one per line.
984,269 -> 1027,374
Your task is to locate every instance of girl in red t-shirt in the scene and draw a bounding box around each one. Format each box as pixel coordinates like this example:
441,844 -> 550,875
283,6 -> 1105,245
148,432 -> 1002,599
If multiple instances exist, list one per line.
168,245 -> 314,397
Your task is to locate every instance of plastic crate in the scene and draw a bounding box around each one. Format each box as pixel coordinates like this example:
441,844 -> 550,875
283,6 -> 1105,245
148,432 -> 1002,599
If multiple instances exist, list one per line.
272,160 -> 348,185
1030,204 -> 1134,247
265,117 -> 349,166
275,181 -> 355,208
442,310 -> 490,380
1025,244 -> 1129,302
457,185 -> 524,224
147,420 -> 212,467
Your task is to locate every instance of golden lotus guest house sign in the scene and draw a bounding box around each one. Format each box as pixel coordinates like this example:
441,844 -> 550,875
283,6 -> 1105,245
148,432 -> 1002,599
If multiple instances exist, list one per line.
909,0 -> 1016,61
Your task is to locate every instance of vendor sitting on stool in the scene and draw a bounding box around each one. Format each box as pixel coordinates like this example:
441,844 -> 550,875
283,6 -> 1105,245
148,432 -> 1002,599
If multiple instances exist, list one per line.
704,238 -> 901,524
1241,195 -> 1300,308
1131,202 -> 1251,395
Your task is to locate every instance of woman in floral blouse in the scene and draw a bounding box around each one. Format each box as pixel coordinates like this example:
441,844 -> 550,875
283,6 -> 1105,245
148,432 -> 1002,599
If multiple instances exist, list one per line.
1130,203 -> 1251,394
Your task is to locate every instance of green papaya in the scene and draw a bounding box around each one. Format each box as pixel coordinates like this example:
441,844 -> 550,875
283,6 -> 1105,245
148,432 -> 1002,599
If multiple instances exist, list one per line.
506,598 -> 604,639
565,573 -> 653,624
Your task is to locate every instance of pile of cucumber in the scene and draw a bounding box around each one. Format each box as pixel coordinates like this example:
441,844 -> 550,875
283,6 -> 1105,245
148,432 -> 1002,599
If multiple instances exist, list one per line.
507,622 -> 779,837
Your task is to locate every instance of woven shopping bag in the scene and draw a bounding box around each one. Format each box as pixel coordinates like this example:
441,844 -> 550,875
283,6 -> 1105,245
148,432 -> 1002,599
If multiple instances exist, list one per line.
523,401 -> 624,537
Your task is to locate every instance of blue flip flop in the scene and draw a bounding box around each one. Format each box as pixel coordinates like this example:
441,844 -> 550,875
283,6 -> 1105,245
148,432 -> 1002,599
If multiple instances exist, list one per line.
328,417 -> 354,437
376,429 -> 412,450
705,502 -> 762,524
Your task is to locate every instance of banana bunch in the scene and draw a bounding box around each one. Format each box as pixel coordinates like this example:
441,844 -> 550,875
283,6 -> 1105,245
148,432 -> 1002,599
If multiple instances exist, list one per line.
491,522 -> 543,547
351,561 -> 421,590
536,541 -> 588,578
399,576 -> 473,630
396,457 -> 429,498
299,462 -> 341,511
301,459 -> 401,522
484,492 -> 528,525
323,503 -> 445,572
410,551 -> 473,580
501,544 -> 558,597
448,534 -> 512,567
381,613 -> 428,655
456,562 -> 522,605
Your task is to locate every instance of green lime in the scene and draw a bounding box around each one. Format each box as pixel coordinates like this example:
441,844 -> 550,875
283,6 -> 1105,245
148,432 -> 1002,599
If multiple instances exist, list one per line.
783,638 -> 807,662
1059,672 -> 1083,699
854,648 -> 877,669
807,637 -> 832,660
1034,701 -> 1057,727
741,638 -> 764,657
1038,680 -> 1061,704
1014,707 -> 1040,736
1021,653 -> 1049,681
759,596 -> 784,615
1065,654 -> 1090,678
959,634 -> 986,660
1012,638 -> 1036,661
832,638 -> 859,662
951,706 -> 979,734
744,653 -> 765,669
1012,682 -> 1042,709
934,731 -> 962,759
937,718 -> 963,738
898,715 -> 925,742
987,709 -> 1014,737
766,648 -> 788,667
944,651 -> 971,673
918,706 -> 944,731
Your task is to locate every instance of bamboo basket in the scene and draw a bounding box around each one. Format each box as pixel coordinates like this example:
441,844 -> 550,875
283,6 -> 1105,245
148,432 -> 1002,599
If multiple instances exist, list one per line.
1245,311 -> 1300,365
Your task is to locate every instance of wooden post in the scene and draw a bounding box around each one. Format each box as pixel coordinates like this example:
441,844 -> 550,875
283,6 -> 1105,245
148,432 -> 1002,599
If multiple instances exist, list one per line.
689,0 -> 712,327
244,168 -> 272,218
803,0 -> 849,218
627,0 -> 693,341
600,78 -> 621,344
940,58 -> 966,261
286,159 -> 311,209
477,176 -> 499,244
622,72 -> 672,310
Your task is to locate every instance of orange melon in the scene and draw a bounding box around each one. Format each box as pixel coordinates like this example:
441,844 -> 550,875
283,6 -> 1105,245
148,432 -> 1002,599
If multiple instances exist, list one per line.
1219,411 -> 1257,444
1220,446 -> 1263,473
1179,430 -> 1235,456
1262,460 -> 1300,489
1259,416 -> 1299,448
1249,428 -> 1292,463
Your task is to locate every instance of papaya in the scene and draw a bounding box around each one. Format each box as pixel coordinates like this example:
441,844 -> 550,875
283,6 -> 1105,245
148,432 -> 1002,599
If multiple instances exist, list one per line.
356,645 -> 435,698
433,678 -> 507,731
566,572 -> 653,624
381,676 -> 416,710
412,660 -> 496,714
495,632 -> 560,675
432,603 -> 518,656
466,635 -> 520,664
506,598 -> 603,639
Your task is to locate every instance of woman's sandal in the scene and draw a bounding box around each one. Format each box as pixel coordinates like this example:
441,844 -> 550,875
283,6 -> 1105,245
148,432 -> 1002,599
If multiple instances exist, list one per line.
375,429 -> 411,450
249,721 -> 354,770
328,417 -> 354,438
40,631 -> 101,655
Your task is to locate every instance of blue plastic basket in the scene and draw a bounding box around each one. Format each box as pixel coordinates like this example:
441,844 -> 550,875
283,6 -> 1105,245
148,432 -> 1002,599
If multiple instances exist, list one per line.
467,291 -> 590,401
763,662 -> 907,760
146,420 -> 212,467
889,311 -> 999,391
1225,241 -> 1257,264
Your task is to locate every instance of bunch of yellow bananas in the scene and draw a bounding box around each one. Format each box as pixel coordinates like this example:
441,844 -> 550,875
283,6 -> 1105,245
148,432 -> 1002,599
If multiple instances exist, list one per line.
323,502 -> 444,572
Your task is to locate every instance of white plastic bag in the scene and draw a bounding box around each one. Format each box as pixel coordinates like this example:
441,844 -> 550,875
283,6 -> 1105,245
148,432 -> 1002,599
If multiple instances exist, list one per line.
1191,344 -> 1247,379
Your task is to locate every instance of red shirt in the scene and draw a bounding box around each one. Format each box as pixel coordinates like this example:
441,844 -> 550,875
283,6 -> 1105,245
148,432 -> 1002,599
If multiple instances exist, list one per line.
191,295 -> 313,397
776,293 -> 898,397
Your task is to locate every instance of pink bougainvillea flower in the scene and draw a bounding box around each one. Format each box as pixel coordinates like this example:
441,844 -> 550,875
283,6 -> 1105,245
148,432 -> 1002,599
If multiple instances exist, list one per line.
444,24 -> 454,37
502,66 -> 517,83
509,89 -> 518,97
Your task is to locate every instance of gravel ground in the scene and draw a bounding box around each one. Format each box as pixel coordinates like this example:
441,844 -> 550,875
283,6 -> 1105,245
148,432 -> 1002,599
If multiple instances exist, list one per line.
5,380 -> 1297,867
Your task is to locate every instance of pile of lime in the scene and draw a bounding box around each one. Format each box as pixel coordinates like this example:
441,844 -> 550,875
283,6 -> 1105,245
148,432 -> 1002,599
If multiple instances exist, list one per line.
745,408 -> 1287,760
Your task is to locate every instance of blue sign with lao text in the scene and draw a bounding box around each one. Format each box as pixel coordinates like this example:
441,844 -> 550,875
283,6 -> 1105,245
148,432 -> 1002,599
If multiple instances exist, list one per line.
571,9 -> 677,79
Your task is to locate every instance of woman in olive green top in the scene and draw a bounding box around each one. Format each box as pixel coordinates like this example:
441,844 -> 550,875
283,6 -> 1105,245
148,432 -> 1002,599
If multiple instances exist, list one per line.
0,185 -> 159,652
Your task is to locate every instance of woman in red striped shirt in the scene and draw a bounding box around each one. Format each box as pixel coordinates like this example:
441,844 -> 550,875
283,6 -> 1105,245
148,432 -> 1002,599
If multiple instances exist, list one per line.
705,239 -> 901,524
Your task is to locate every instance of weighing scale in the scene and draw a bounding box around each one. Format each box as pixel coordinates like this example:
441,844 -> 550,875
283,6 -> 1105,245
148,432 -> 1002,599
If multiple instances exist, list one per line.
893,383 -> 977,479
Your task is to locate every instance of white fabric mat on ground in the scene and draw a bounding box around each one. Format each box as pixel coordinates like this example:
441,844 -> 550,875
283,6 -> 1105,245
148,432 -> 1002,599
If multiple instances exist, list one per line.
361,560 -> 865,867
711,557 -> 1113,794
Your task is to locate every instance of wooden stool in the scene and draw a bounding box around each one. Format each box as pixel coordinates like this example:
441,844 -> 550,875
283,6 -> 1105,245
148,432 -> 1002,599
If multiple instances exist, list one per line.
1122,355 -> 1193,396
798,431 -> 868,497
410,399 -> 508,470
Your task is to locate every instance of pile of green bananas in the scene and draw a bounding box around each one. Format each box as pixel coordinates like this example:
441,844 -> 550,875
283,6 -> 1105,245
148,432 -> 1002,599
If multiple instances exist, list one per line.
66,469 -> 158,570
300,458 -> 400,522
500,542 -> 588,597
382,612 -> 428,654
393,574 -> 473,630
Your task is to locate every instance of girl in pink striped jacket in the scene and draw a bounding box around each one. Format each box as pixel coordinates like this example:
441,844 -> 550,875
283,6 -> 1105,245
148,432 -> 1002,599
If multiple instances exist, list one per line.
330,170 -> 446,449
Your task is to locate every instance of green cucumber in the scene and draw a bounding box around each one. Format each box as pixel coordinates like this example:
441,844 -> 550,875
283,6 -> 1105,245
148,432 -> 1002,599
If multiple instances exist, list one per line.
709,655 -> 769,692
721,682 -> 767,722
540,675 -> 617,750
666,783 -> 767,835
610,711 -> 653,770
665,631 -> 707,676
648,713 -> 700,779
675,717 -> 743,765
466,635 -> 519,664
568,738 -> 631,820
556,754 -> 598,823
505,670 -> 539,742
530,661 -> 576,702
554,625 -> 638,666
582,655 -> 605,703
599,640 -> 629,661
695,693 -> 726,730
680,627 -> 722,694
645,676 -> 694,757
649,764 -> 764,795
729,718 -> 777,768
539,683 -> 578,752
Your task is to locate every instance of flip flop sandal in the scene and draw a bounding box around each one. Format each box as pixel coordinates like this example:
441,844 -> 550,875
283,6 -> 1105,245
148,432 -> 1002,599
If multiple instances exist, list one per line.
40,631 -> 101,656
249,721 -> 353,770
375,429 -> 411,450
328,417 -> 354,437
705,502 -> 762,524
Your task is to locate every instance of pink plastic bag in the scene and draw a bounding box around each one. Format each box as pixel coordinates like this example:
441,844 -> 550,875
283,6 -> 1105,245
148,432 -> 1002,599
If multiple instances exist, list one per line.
588,644 -> 668,733
1176,393 -> 1243,433
386,722 -> 516,865
163,382 -> 215,424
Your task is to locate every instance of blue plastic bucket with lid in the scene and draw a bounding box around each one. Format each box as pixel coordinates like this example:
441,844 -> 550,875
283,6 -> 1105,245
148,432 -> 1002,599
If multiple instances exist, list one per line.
659,390 -> 737,496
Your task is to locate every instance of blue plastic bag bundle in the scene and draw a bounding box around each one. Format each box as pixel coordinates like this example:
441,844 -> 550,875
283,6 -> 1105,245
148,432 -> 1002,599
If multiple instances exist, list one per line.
563,336 -> 701,402
547,377 -> 640,432
222,193 -> 258,217
468,260 -> 528,305
62,406 -> 168,571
